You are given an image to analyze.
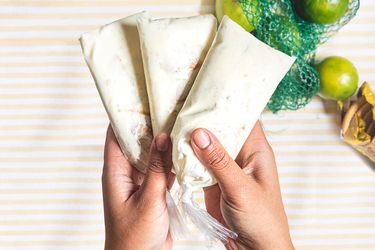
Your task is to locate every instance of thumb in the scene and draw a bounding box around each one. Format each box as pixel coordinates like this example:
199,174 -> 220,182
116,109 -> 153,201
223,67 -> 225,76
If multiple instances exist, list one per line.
190,128 -> 247,196
139,133 -> 172,200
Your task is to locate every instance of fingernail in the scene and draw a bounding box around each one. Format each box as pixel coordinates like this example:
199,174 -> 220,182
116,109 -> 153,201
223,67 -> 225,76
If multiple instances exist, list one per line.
193,130 -> 211,149
155,134 -> 169,152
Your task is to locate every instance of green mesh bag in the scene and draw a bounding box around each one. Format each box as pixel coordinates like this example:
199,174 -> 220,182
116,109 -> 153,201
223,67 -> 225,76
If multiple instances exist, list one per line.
238,0 -> 360,112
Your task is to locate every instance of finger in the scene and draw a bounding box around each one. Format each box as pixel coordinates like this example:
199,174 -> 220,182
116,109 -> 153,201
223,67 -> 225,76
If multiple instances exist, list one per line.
104,125 -> 146,186
167,173 -> 176,191
131,169 -> 145,186
236,121 -> 271,165
102,125 -> 137,213
236,121 -> 278,185
139,133 -> 172,200
203,184 -> 222,221
104,125 -> 127,169
191,128 -> 247,196
247,121 -> 267,142
103,124 -> 133,183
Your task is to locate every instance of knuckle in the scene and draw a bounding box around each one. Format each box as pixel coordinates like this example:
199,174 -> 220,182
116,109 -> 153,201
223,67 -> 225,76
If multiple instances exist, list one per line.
248,141 -> 275,164
148,157 -> 166,173
261,140 -> 275,157
264,141 -> 273,154
261,142 -> 276,163
207,145 -> 230,170
267,145 -> 276,159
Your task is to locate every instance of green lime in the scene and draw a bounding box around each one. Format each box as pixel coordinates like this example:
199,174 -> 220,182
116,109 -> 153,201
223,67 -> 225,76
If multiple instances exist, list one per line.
215,0 -> 258,32
316,56 -> 359,101
295,0 -> 349,24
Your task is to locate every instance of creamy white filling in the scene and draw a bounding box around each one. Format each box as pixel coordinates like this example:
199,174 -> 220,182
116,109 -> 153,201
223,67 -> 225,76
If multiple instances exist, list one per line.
137,14 -> 217,135
80,12 -> 152,172
171,16 -> 296,189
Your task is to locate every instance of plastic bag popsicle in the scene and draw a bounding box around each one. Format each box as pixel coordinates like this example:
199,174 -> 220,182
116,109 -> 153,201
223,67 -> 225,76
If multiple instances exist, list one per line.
171,16 -> 296,242
136,14 -> 217,239
80,12 -> 152,172
137,14 -> 217,135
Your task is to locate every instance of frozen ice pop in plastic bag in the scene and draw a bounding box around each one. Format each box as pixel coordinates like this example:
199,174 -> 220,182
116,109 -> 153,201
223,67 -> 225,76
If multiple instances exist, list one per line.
80,12 -> 152,172
136,14 -> 217,239
137,14 -> 217,135
170,16 -> 296,243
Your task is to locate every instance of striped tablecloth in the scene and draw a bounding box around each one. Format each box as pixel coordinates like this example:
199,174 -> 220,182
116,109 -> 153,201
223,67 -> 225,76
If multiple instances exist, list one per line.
1,0 -> 375,249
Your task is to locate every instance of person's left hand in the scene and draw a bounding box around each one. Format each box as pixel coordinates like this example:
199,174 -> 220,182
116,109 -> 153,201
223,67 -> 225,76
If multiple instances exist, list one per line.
102,125 -> 174,250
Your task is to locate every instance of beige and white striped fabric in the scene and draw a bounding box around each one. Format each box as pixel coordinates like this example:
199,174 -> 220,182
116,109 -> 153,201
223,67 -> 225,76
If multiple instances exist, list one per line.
1,0 -> 375,249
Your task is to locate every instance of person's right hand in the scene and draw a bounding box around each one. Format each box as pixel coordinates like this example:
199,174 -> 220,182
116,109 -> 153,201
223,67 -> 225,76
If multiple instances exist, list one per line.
190,122 -> 294,250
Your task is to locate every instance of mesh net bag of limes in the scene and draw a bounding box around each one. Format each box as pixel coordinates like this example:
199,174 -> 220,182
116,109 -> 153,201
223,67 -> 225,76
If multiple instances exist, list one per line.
233,0 -> 360,112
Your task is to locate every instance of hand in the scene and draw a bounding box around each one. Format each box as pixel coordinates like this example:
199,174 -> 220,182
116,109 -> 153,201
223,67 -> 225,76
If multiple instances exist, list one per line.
190,122 -> 294,250
102,125 -> 174,250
